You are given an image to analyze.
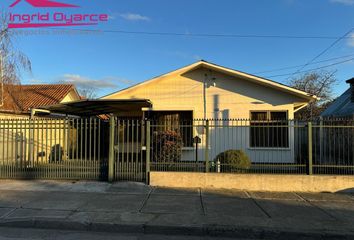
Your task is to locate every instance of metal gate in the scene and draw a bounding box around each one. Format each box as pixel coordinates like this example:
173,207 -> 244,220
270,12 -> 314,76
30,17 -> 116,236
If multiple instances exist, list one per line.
109,117 -> 146,182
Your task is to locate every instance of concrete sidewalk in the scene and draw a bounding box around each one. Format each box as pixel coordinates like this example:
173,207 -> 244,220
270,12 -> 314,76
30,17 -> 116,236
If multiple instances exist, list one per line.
0,180 -> 354,239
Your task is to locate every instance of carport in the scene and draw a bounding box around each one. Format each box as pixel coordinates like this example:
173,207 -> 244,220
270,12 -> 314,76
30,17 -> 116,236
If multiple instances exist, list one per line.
26,99 -> 153,182
35,99 -> 152,117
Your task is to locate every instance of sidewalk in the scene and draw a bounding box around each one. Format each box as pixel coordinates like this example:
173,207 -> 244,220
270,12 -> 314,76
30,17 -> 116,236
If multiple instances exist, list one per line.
0,180 -> 354,239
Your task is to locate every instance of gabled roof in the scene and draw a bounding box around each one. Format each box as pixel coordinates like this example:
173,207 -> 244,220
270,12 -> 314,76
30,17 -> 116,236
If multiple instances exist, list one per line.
0,84 -> 78,114
346,77 -> 354,84
102,60 -> 319,101
321,88 -> 354,117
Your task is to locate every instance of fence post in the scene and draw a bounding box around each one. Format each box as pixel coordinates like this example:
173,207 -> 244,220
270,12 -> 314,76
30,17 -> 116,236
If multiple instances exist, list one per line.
307,121 -> 313,175
205,120 -> 210,173
146,120 -> 151,184
108,116 -> 115,182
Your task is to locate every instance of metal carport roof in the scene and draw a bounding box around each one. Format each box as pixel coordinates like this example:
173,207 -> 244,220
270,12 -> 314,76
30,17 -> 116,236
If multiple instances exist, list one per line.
38,99 -> 152,116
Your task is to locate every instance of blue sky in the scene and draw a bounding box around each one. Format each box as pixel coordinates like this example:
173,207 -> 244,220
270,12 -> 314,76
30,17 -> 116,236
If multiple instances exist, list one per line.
2,0 -> 354,98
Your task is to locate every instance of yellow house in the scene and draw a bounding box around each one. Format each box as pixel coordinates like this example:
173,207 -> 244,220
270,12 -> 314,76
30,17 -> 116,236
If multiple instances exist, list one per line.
103,60 -> 318,163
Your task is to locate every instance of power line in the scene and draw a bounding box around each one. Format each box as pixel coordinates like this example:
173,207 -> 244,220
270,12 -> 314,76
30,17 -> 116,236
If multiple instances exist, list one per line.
265,57 -> 354,78
32,27 -> 354,40
286,27 -> 354,79
254,53 -> 354,74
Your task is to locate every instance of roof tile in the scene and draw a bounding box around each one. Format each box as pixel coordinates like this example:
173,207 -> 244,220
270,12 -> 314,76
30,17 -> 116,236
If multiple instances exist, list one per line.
0,84 -> 75,113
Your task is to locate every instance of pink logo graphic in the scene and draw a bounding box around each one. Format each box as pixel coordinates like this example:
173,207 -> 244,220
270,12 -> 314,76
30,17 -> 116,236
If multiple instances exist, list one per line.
8,0 -> 109,29
10,0 -> 78,8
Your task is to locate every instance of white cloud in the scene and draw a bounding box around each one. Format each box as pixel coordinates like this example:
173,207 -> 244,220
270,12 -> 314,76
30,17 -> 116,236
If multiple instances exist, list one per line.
330,0 -> 354,5
119,13 -> 150,21
193,55 -> 202,61
348,33 -> 354,47
165,51 -> 203,61
60,74 -> 131,90
28,78 -> 43,84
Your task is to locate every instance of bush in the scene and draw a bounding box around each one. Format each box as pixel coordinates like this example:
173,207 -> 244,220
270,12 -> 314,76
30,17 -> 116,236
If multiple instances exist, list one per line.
152,130 -> 183,163
214,150 -> 251,173
49,144 -> 64,163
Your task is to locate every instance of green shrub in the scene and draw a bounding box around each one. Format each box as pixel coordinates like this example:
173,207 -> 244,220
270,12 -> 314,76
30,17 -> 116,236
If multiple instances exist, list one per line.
152,130 -> 183,163
214,150 -> 251,173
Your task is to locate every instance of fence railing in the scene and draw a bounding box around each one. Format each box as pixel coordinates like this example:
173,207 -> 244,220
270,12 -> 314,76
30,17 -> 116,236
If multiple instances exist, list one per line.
149,119 -> 354,175
0,118 -> 108,180
0,117 -> 353,181
110,118 -> 146,182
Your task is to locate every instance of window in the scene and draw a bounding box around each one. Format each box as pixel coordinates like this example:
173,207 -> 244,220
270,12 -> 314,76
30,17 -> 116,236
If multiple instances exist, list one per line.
250,111 -> 289,148
150,111 -> 193,147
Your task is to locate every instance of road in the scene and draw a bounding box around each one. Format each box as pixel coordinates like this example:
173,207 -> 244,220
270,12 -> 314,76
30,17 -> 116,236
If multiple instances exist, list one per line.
0,227 -> 250,240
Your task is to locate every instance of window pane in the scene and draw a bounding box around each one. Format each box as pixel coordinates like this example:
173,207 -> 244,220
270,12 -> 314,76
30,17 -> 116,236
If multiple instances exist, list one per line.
151,111 -> 193,147
270,112 -> 287,120
251,112 -> 267,121
250,111 -> 267,147
250,111 -> 289,148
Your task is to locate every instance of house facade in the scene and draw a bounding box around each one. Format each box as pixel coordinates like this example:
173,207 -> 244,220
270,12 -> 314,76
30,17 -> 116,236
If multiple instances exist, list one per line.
103,61 -> 317,163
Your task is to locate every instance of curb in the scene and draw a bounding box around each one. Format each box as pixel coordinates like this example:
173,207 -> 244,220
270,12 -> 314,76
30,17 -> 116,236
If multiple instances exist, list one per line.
1,219 -> 354,239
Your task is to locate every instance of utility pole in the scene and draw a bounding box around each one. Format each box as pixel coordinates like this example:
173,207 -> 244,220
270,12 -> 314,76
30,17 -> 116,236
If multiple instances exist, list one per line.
203,71 -> 216,119
203,73 -> 207,119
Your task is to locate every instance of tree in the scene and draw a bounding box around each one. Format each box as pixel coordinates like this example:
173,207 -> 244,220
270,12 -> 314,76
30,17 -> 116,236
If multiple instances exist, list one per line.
0,13 -> 32,105
288,70 -> 337,119
56,79 -> 98,99
77,86 -> 97,99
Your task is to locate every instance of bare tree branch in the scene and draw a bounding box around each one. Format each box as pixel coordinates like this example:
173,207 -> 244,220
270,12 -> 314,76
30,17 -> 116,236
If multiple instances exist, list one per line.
288,70 -> 338,119
0,12 -> 32,109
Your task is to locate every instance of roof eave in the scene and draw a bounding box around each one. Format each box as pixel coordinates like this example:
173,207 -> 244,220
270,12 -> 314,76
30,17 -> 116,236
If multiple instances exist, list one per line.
190,61 -> 319,101
102,60 -> 318,102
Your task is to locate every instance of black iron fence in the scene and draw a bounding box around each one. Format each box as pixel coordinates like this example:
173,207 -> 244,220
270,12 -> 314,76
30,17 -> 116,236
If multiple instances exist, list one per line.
149,119 -> 354,175
0,117 -> 353,181
0,118 -> 108,180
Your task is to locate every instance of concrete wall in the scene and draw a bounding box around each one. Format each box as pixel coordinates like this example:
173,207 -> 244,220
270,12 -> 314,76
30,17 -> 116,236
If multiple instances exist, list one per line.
150,172 -> 354,193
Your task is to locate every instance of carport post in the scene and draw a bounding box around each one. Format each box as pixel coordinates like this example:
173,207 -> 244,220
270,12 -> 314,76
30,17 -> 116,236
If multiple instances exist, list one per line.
108,116 -> 115,182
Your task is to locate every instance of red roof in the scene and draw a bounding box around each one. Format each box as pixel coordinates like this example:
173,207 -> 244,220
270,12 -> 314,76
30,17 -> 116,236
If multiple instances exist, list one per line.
0,84 -> 76,113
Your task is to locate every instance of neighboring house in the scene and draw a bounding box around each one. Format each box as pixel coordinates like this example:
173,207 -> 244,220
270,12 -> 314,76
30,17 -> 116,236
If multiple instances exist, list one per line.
103,60 -> 317,163
321,78 -> 354,118
0,84 -> 81,118
0,84 -> 81,164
